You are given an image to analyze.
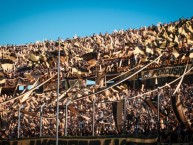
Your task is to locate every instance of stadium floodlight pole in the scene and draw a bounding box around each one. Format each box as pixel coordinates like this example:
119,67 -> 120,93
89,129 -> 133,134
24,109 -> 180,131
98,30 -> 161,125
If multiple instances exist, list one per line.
65,100 -> 72,136
92,98 -> 97,136
40,103 -> 46,137
56,38 -> 60,145
18,105 -> 24,138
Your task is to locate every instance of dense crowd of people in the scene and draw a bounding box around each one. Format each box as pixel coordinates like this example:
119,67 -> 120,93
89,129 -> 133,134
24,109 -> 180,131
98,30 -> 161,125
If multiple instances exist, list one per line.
0,17 -> 193,80
0,17 -> 193,143
0,81 -> 193,143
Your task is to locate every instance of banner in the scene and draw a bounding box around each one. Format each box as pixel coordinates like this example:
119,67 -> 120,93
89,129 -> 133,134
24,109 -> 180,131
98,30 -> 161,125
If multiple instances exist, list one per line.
171,95 -> 191,127
1,136 -> 193,145
0,136 -> 158,145
112,100 -> 123,133
160,143 -> 192,145
141,64 -> 193,80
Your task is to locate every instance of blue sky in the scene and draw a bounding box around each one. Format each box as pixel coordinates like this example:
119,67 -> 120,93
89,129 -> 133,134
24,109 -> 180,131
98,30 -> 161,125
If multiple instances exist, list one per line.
0,0 -> 193,45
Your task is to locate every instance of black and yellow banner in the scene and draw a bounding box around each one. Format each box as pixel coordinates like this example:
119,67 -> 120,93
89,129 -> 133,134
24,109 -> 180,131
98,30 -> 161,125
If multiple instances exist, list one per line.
141,64 -> 193,80
0,136 -> 157,145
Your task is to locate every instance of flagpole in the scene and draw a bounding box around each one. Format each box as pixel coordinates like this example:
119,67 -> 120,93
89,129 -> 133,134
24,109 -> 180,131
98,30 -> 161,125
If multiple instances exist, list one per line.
56,38 -> 60,145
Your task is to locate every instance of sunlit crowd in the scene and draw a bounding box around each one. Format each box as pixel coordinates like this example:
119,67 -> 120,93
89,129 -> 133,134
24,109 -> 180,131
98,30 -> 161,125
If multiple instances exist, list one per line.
0,17 -> 193,143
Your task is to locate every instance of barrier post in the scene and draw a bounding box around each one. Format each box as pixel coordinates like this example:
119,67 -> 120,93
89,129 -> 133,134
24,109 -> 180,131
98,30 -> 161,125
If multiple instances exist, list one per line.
40,103 -> 45,137
18,105 -> 24,138
123,97 -> 127,134
92,98 -> 96,136
157,93 -> 160,144
65,100 -> 72,136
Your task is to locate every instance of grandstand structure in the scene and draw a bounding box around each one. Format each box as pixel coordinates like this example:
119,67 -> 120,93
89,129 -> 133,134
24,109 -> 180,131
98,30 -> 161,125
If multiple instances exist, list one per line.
0,17 -> 193,144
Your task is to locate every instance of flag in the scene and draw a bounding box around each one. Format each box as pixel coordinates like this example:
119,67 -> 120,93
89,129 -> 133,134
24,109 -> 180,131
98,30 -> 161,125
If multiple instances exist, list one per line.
174,35 -> 179,44
171,95 -> 190,126
1,63 -> 14,72
0,78 -> 6,84
112,100 -> 123,133
186,22 -> 193,33
172,48 -> 180,58
160,40 -> 167,49
189,52 -> 193,58
133,46 -> 144,55
146,47 -> 153,54
29,52 -> 40,62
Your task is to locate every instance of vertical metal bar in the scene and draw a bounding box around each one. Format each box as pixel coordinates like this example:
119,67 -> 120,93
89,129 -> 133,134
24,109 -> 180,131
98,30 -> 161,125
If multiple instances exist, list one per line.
123,98 -> 127,134
56,38 -> 60,145
17,107 -> 21,138
65,103 -> 68,136
18,105 -> 23,138
92,99 -> 96,136
157,94 -> 160,143
40,103 -> 45,137
64,100 -> 72,136
40,107 -> 43,137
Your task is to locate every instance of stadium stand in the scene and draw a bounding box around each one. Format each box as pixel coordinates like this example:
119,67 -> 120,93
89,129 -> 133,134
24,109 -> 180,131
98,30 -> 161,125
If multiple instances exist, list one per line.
0,17 -> 193,144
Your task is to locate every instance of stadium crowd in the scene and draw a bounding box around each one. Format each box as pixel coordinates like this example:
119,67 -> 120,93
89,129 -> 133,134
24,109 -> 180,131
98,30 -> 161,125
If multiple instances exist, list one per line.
0,82 -> 193,143
0,17 -> 193,79
0,17 -> 193,143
